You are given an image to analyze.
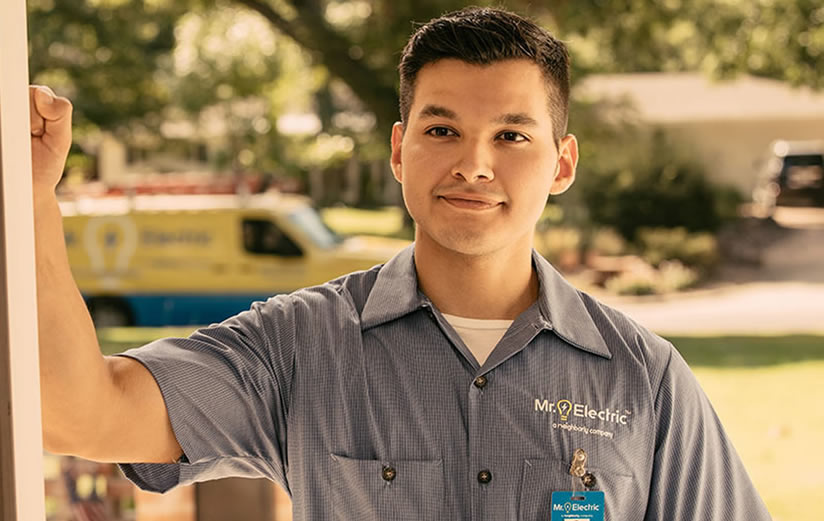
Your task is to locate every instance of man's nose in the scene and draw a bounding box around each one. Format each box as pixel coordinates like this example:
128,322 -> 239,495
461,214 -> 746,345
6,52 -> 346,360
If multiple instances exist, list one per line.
450,139 -> 494,183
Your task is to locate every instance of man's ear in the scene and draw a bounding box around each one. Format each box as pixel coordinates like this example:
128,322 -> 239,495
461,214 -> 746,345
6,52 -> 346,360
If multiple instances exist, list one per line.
549,134 -> 578,195
390,122 -> 404,183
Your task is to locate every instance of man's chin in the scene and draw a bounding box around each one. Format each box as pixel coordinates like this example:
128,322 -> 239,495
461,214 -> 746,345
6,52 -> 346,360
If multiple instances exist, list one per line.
419,229 -> 507,258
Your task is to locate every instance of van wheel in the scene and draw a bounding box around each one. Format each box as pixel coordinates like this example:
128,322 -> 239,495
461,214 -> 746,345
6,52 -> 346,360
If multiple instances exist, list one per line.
88,298 -> 133,328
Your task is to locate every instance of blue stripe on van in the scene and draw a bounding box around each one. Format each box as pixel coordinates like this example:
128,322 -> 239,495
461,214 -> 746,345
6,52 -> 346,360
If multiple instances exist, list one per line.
124,294 -> 277,327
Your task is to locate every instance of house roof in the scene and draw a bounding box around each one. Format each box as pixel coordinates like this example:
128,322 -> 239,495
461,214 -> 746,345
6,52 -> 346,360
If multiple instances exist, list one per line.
575,72 -> 824,123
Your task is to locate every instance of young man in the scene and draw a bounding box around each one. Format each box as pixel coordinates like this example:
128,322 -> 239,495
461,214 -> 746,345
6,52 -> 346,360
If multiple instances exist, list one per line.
32,7 -> 771,520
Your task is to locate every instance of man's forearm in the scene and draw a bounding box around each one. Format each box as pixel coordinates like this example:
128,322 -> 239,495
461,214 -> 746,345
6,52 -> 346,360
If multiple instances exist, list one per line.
35,190 -> 115,453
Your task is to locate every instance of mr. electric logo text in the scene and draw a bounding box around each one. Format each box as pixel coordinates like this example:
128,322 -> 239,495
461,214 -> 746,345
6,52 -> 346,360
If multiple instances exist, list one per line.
534,398 -> 630,425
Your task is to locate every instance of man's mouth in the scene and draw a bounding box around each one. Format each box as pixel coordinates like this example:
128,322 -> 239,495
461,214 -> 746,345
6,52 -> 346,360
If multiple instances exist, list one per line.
438,194 -> 502,210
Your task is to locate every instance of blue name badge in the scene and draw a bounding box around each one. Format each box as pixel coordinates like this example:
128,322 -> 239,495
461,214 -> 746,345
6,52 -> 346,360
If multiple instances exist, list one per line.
550,491 -> 605,521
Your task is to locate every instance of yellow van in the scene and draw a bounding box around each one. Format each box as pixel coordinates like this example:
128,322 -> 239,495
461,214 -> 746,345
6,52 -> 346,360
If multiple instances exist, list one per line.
60,192 -> 408,327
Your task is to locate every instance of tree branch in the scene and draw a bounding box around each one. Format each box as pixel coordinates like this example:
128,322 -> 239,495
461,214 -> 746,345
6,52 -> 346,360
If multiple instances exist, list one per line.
234,0 -> 400,133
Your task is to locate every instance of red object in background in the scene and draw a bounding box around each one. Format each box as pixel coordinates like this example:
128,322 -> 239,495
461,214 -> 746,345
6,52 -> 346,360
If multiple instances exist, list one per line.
58,173 -> 278,199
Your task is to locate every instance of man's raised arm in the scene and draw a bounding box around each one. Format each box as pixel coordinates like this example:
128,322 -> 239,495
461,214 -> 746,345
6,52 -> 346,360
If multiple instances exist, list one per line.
31,85 -> 182,463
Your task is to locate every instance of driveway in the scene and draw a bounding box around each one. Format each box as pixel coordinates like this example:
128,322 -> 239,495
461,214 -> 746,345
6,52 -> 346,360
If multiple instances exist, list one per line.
595,208 -> 824,335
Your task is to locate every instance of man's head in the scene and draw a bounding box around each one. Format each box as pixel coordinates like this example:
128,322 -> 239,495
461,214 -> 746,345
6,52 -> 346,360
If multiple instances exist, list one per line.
398,7 -> 570,145
390,7 -> 578,260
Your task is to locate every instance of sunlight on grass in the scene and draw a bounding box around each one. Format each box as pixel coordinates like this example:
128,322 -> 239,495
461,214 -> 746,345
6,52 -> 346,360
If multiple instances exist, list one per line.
321,206 -> 405,237
691,363 -> 824,521
669,335 -> 824,521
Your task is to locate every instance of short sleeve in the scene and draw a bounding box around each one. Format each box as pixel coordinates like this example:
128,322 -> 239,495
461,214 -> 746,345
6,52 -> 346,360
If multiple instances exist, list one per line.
643,345 -> 772,520
115,295 -> 297,493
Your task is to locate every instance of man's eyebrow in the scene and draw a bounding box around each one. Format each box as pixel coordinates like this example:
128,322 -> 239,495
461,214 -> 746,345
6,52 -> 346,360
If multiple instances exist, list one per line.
418,104 -> 458,120
493,112 -> 539,126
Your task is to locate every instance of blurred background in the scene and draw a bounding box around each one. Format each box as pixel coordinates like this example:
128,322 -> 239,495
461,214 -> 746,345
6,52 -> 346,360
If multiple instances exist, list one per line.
27,0 -> 824,519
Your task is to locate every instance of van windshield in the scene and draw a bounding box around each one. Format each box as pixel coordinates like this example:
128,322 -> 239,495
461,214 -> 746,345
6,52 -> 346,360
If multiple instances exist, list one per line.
287,207 -> 343,250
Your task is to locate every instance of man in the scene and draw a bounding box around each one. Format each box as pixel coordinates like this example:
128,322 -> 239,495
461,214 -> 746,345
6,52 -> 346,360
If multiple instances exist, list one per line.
32,7 -> 771,520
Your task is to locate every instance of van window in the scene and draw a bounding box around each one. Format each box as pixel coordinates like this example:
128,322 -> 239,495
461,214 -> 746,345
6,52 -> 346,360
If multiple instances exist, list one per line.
287,206 -> 343,250
242,219 -> 302,257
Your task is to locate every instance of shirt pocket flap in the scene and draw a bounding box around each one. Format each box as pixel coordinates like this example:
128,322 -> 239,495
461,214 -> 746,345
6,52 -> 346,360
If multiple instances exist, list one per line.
330,454 -> 444,521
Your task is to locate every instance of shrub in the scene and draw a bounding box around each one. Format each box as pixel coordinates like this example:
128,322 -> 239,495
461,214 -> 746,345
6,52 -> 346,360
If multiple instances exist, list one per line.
605,270 -> 657,296
588,227 -> 628,257
534,226 -> 582,271
636,227 -> 719,271
579,133 -> 736,239
562,100 -> 742,241
603,259 -> 698,295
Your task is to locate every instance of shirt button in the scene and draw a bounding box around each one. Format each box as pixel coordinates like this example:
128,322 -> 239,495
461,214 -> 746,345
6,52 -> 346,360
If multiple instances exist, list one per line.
382,466 -> 396,482
473,376 -> 488,389
477,470 -> 492,484
582,472 -> 597,488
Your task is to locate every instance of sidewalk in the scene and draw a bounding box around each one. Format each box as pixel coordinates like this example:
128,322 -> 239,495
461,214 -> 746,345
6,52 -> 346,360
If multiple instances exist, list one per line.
595,208 -> 824,336
598,281 -> 824,335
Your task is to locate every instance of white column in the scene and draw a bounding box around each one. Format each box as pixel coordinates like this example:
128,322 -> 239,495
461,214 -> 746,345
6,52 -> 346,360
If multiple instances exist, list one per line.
0,0 -> 47,519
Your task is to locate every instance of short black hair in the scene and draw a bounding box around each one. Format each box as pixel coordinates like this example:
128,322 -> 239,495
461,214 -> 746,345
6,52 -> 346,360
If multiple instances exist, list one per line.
398,6 -> 571,144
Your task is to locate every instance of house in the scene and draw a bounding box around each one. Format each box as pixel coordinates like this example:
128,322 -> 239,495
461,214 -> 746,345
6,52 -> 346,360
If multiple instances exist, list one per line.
575,73 -> 824,196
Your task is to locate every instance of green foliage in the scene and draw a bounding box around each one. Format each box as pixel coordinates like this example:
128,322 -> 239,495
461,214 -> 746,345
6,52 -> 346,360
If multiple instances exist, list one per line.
557,0 -> 824,89
321,206 -> 405,237
637,227 -> 719,270
28,0 -> 189,131
533,226 -> 581,270
27,0 -> 824,204
586,156 -> 717,238
588,228 -> 628,257
604,270 -> 658,296
564,113 -> 742,240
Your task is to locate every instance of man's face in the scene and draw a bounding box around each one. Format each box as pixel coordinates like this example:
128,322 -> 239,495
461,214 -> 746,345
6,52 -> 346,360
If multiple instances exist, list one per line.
391,58 -> 578,258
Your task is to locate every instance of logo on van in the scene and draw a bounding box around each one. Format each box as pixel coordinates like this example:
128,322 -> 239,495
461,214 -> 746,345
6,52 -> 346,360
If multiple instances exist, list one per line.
84,216 -> 138,289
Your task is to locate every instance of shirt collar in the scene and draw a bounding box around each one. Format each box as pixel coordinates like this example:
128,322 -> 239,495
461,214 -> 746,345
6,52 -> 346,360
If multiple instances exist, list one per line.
360,244 -> 427,329
531,250 -> 612,359
360,244 -> 612,360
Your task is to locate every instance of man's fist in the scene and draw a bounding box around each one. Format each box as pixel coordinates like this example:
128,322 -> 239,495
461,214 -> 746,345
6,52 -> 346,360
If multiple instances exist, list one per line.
29,85 -> 72,193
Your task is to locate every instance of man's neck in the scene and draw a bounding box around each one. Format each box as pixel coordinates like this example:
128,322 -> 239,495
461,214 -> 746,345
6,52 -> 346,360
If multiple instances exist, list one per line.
413,234 -> 538,320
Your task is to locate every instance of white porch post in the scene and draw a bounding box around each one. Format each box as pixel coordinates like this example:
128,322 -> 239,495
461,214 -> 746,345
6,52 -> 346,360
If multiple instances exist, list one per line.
0,0 -> 48,519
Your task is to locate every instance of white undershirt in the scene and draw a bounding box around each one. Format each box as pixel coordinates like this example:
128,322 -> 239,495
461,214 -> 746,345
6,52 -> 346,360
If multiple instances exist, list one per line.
441,313 -> 514,366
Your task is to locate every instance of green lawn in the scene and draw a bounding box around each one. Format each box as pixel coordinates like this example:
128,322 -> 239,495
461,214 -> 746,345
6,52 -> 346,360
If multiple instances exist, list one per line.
321,206 -> 409,238
99,329 -> 823,520
668,336 -> 824,521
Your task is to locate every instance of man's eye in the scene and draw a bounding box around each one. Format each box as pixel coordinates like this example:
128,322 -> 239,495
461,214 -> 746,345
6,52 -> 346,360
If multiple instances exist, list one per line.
426,127 -> 456,137
499,131 -> 527,142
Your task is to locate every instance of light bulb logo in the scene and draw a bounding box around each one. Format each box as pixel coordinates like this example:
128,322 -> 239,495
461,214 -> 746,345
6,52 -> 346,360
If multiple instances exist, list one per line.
557,399 -> 572,421
564,502 -> 572,514
84,216 -> 138,289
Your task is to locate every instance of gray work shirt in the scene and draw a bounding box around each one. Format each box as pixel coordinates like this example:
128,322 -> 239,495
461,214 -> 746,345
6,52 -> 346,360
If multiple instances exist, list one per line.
117,245 -> 772,520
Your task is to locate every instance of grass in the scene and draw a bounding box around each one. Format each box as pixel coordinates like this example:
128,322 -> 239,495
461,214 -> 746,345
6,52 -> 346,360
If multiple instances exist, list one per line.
96,329 -> 823,521
320,206 -> 408,238
669,335 -> 824,521
689,362 -> 824,521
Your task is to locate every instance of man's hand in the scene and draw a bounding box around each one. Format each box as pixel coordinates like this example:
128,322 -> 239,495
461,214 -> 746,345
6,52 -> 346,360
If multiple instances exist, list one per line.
29,85 -> 72,193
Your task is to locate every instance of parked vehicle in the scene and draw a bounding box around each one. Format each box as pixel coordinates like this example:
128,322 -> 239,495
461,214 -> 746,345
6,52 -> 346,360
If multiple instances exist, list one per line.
60,191 -> 408,327
753,140 -> 824,215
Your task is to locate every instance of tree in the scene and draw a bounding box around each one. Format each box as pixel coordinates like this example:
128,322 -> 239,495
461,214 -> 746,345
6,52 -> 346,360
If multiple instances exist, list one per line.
28,0 -> 189,133
229,0 -> 823,138
28,0 -> 824,199
556,0 -> 824,88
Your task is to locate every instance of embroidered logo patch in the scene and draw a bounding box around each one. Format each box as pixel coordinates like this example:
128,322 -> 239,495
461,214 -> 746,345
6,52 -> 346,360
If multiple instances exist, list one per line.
534,398 -> 632,440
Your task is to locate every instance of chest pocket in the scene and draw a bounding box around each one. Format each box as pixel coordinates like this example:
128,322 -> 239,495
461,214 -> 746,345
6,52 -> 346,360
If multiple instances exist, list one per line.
330,454 -> 444,521
519,458 -> 635,521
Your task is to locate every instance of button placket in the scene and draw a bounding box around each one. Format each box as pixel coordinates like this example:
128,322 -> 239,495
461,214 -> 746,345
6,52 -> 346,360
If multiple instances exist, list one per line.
468,374 -> 484,508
